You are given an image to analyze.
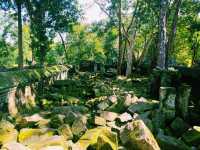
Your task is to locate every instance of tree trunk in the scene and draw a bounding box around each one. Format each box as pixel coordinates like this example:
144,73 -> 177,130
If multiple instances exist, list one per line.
126,29 -> 137,76
58,32 -> 68,62
117,0 -> 123,75
191,43 -> 197,66
17,0 -> 23,69
157,0 -> 168,70
138,33 -> 154,67
166,0 -> 182,67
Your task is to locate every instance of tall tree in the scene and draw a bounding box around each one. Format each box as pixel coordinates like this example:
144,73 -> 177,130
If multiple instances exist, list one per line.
166,0 -> 182,67
16,0 -> 23,68
117,0 -> 123,75
0,0 -> 24,68
157,0 -> 168,69
124,1 -> 139,76
24,0 -> 80,66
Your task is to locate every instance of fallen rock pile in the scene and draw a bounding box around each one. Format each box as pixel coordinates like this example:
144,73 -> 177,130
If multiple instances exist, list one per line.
0,72 -> 199,150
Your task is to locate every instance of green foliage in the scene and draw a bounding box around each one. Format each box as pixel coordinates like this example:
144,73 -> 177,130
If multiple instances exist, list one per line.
66,24 -> 106,65
0,10 -> 18,67
46,44 -> 65,65
0,0 -> 200,69
24,0 -> 80,65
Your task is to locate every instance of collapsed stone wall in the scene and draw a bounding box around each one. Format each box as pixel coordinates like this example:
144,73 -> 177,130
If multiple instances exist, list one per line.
149,67 -> 200,107
0,65 -> 69,116
148,68 -> 200,124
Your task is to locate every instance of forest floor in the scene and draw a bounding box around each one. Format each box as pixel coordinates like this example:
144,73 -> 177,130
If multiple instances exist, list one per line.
0,71 -> 199,150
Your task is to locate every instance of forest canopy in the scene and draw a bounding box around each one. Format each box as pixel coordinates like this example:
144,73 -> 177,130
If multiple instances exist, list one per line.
0,0 -> 200,74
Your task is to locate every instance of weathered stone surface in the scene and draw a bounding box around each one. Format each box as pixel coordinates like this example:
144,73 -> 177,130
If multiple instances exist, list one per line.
86,96 -> 107,107
18,128 -> 54,145
8,89 -> 18,116
97,101 -> 110,110
176,84 -> 191,119
77,127 -> 118,150
40,146 -> 65,150
100,111 -> 119,122
138,111 -> 152,119
107,99 -> 126,113
182,126 -> 200,146
0,120 -> 18,145
152,110 -> 165,133
24,114 -> 50,128
109,95 -> 117,103
120,119 -> 160,150
138,97 -> 148,102
53,106 -> 89,115
170,117 -> 189,137
24,114 -> 45,122
118,146 -> 127,150
64,111 -> 79,125
49,115 -> 64,128
142,118 -> 154,132
27,135 -> 68,150
2,142 -> 30,150
95,116 -> 106,126
71,116 -> 87,136
132,112 -> 154,132
124,94 -> 138,107
128,100 -> 159,114
117,112 -> 132,123
58,124 -> 73,140
67,140 -> 83,150
157,130 -> 190,150
0,65 -> 68,115
106,121 -> 121,131
159,87 -> 176,120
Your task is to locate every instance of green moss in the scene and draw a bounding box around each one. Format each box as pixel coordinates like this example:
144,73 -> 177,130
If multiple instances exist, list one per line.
0,65 -> 69,91
77,127 -> 118,150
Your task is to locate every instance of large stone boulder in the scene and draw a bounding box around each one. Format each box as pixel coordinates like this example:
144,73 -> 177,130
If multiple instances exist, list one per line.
106,121 -> 121,131
117,112 -> 132,123
97,101 -> 110,110
157,130 -> 190,150
48,115 -> 65,129
176,84 -> 191,119
71,116 -> 87,136
0,120 -> 18,145
77,127 -> 118,150
120,119 -> 160,150
108,95 -> 118,104
123,94 -> 138,107
1,142 -> 30,150
39,146 -> 65,150
15,114 -> 49,129
53,106 -> 89,115
58,124 -> 73,140
128,100 -> 159,114
159,87 -> 176,121
170,117 -> 189,137
27,136 -> 68,150
64,111 -> 79,125
18,128 -> 54,145
94,116 -> 106,126
100,111 -> 119,122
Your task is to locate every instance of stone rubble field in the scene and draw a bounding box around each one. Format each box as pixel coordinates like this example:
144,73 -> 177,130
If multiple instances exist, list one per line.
0,72 -> 199,150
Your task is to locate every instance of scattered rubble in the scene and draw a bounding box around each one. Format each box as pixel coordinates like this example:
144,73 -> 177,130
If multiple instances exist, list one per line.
0,72 -> 198,150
